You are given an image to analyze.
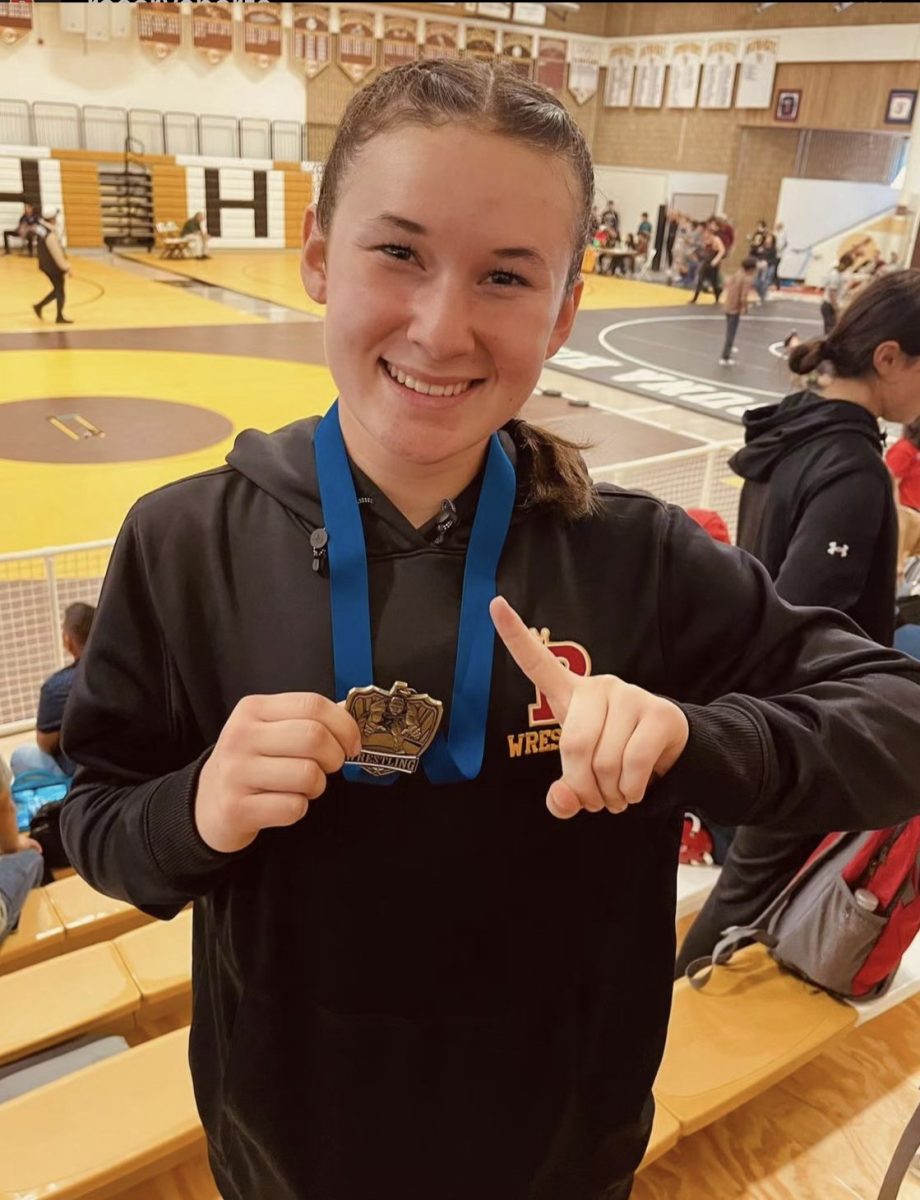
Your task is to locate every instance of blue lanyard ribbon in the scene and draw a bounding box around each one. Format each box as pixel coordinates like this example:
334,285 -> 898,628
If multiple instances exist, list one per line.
313,401 -> 516,786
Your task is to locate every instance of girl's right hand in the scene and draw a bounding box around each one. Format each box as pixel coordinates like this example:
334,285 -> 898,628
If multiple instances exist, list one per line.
194,693 -> 362,854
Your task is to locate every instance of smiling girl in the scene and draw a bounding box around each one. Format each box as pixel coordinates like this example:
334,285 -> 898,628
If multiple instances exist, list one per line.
61,61 -> 920,1200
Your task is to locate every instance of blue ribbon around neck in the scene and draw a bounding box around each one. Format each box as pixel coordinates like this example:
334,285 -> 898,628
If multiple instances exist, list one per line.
313,400 -> 516,786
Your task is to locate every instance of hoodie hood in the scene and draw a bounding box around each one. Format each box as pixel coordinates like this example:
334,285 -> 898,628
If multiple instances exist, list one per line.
729,391 -> 883,483
225,414 -> 517,554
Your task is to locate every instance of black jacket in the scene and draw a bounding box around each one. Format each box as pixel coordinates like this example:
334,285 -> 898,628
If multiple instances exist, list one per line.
730,391 -> 897,645
60,418 -> 920,1200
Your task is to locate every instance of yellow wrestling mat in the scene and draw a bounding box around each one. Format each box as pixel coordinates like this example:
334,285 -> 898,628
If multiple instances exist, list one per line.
128,250 -> 327,318
0,254 -> 263,333
577,272 -> 705,310
126,249 -> 697,316
0,350 -> 335,552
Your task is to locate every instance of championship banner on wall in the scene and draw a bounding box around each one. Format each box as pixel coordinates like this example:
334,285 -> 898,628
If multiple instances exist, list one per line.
736,36 -> 777,109
633,41 -> 668,108
568,41 -> 603,107
604,44 -> 635,108
0,2 -> 32,48
192,3 -> 233,65
243,5 -> 282,66
699,39 -> 738,110
338,10 -> 376,83
465,25 -> 497,63
501,30 -> 533,79
382,14 -> 418,71
292,5 -> 331,79
535,36 -> 566,93
137,2 -> 182,60
667,40 -> 703,109
421,19 -> 459,60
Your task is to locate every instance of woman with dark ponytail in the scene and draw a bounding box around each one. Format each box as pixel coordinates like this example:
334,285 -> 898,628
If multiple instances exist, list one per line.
678,268 -> 920,978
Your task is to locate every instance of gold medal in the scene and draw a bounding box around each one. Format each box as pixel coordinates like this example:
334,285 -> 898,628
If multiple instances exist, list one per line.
345,681 -> 444,777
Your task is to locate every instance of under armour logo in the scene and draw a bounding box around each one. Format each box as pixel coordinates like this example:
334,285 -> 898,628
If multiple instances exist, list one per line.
827,541 -> 849,558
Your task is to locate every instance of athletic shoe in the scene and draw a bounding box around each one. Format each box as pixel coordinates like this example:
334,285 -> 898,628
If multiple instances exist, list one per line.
55,316 -> 73,325
719,357 -> 732,366
32,303 -> 43,319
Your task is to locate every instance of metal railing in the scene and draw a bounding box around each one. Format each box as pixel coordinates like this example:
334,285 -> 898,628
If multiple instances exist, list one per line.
0,440 -> 743,735
0,99 -> 307,161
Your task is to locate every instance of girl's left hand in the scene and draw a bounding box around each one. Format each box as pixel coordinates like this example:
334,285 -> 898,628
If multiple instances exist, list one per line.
17,834 -> 43,853
490,597 -> 689,819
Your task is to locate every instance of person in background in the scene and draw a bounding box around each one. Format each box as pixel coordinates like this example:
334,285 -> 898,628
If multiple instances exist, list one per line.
748,218 -> 768,254
714,212 -> 735,256
3,202 -> 39,256
181,210 -> 210,259
688,223 -> 725,304
753,233 -> 778,305
0,755 -> 44,946
772,221 -> 788,290
11,603 -> 95,782
665,209 -> 679,271
32,210 -> 71,325
820,252 -> 854,335
887,419 -> 920,512
719,257 -> 757,366
600,199 -> 619,239
677,269 -> 920,979
636,211 -> 653,259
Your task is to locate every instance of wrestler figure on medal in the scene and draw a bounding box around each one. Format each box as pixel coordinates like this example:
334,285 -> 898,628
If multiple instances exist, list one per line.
345,681 -> 443,776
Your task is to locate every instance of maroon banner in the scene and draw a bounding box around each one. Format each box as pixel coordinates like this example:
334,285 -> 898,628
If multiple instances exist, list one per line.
192,3 -> 233,64
293,4 -> 331,79
535,36 -> 566,93
465,25 -> 496,64
337,9 -> 376,84
0,1 -> 31,47
422,19 -> 459,61
502,31 -> 533,79
382,14 -> 418,71
243,5 -> 282,63
137,2 -> 181,60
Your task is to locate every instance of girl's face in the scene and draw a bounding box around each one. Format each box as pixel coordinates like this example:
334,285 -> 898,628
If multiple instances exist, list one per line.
302,123 -> 582,469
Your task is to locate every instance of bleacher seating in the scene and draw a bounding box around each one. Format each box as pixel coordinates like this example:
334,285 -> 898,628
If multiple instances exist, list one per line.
113,908 -> 192,1032
45,874 -> 155,950
0,942 -> 139,1069
0,1026 -> 204,1199
0,888 -> 65,976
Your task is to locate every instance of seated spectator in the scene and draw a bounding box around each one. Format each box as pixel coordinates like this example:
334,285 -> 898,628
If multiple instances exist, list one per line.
181,211 -> 210,259
11,603 -> 95,782
0,755 -> 44,946
886,418 -> 920,511
3,202 -> 39,257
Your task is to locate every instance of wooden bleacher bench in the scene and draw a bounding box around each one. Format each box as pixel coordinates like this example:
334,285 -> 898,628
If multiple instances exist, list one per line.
114,908 -> 192,1031
0,888 -> 65,977
0,942 -> 139,1069
655,943 -> 857,1137
0,1026 -> 204,1200
45,874 -> 155,951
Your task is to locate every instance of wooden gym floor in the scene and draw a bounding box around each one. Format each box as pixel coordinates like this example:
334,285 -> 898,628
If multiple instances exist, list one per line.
2,249 -> 917,1200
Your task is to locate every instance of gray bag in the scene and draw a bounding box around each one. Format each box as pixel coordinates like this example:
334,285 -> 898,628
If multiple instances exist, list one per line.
685,826 -> 915,1001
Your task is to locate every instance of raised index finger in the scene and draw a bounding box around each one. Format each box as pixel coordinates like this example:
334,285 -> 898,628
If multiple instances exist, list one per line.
490,596 -> 575,721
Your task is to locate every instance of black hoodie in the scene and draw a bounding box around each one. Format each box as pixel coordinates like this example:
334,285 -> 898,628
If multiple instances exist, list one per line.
730,391 -> 897,645
60,418 -> 920,1200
